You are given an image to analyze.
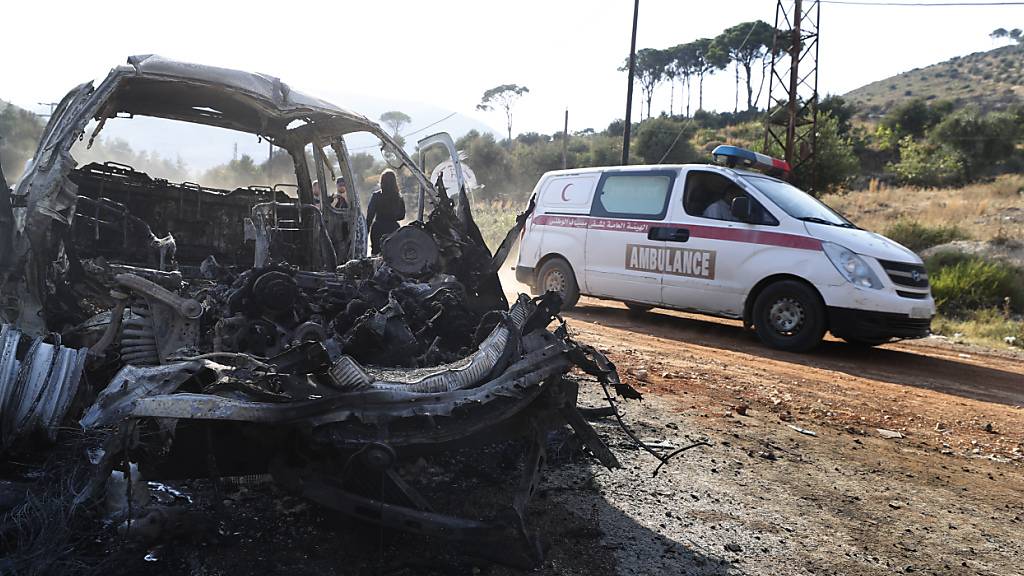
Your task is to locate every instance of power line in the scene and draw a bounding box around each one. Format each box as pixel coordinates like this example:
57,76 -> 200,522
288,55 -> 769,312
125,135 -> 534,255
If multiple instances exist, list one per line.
657,117 -> 697,163
821,1 -> 1024,6
736,19 -> 760,53
403,112 -> 458,138
349,112 -> 459,151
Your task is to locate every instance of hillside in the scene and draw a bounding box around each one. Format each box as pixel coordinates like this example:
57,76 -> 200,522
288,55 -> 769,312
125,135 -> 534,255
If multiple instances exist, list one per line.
844,44 -> 1024,117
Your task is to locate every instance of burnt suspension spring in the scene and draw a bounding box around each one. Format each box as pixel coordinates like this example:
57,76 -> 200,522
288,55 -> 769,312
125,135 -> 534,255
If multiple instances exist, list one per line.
120,297 -> 159,365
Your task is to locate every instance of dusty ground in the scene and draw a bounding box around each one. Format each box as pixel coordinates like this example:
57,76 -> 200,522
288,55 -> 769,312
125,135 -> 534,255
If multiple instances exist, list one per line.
45,298 -> 1024,575
567,298 -> 1024,463
553,298 -> 1024,576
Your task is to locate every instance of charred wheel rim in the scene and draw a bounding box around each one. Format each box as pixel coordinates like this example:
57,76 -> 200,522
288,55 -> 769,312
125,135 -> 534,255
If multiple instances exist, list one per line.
542,269 -> 568,297
767,297 -> 805,336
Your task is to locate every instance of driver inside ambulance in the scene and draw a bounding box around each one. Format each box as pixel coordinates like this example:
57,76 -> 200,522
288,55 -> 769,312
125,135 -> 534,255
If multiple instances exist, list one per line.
702,183 -> 745,221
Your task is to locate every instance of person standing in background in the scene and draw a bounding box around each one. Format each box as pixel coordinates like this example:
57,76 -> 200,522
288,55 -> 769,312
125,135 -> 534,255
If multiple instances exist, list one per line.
332,176 -> 350,210
365,169 -> 406,255
310,179 -> 323,210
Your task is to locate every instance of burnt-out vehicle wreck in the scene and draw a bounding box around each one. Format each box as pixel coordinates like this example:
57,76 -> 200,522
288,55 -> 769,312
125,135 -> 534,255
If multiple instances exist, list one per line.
0,56 -> 641,568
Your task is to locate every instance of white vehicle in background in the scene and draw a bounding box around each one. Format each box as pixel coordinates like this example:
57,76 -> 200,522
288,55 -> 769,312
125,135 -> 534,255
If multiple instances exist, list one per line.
514,146 -> 935,352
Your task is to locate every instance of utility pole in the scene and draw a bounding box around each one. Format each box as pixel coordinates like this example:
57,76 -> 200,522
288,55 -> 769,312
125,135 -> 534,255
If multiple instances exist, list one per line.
562,108 -> 569,170
785,0 -> 802,165
734,62 -> 740,114
764,0 -> 820,189
621,0 -> 640,165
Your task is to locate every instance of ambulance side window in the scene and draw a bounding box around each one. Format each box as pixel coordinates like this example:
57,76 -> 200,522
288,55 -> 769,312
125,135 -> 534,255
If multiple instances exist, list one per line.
683,170 -> 778,225
590,171 -> 675,220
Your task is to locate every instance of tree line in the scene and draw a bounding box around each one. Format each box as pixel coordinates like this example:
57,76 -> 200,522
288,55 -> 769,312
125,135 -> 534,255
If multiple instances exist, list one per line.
622,20 -> 783,121
6,96 -> 1021,202
5,23 -> 1023,206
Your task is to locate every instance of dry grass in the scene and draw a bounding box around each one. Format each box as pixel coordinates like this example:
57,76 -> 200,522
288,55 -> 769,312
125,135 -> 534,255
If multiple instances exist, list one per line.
471,199 -> 522,252
932,310 -> 1024,351
1,430 -> 118,576
821,174 -> 1024,244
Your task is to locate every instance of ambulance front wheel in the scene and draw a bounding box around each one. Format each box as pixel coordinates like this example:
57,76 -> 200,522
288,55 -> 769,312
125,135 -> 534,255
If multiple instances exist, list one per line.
537,258 -> 580,310
752,280 -> 826,352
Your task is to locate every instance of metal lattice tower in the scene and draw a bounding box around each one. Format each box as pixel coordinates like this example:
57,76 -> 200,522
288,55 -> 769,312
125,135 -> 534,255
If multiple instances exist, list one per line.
764,0 -> 820,189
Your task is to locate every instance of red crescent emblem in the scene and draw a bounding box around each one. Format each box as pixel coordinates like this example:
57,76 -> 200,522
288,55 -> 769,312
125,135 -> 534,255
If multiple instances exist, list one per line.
560,183 -> 574,202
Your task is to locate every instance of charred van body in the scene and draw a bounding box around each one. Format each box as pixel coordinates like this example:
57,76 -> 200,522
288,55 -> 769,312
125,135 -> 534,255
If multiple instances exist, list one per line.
0,56 -> 634,568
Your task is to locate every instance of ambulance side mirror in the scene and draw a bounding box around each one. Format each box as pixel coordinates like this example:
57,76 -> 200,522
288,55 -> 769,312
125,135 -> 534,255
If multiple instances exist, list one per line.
730,196 -> 753,222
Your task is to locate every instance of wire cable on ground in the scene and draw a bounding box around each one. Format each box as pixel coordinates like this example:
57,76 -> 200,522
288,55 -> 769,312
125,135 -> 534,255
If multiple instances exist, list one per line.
594,373 -> 711,477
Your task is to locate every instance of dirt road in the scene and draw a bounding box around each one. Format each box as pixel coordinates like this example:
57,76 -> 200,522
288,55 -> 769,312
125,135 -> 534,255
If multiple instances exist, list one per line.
564,298 -> 1024,461
536,298 -> 1024,576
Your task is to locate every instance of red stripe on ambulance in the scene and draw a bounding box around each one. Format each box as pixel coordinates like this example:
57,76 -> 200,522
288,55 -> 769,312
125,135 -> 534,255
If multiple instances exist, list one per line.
531,214 -> 822,251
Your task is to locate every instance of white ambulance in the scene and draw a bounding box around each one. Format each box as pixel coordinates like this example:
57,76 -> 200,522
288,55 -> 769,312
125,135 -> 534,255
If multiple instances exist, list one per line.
514,145 -> 935,352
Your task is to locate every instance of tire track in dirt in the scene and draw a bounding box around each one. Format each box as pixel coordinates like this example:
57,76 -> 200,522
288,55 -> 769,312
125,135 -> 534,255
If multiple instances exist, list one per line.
563,298 -> 1024,461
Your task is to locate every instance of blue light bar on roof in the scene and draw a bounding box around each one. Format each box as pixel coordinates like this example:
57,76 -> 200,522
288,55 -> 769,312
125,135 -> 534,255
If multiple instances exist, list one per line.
712,145 -> 791,176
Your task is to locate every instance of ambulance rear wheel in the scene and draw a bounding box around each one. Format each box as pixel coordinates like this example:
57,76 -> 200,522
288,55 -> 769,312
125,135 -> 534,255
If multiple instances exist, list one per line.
537,258 -> 579,310
753,280 -> 826,352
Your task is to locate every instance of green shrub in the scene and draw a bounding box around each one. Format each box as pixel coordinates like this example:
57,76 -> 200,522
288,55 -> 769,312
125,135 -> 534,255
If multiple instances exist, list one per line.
924,249 -> 975,270
472,200 -> 519,251
882,98 -> 952,139
890,136 -> 966,187
928,108 -> 1022,180
884,221 -> 968,252
692,127 -> 726,150
926,254 -> 1024,314
634,117 -> 699,165
759,113 -> 859,193
874,124 -> 898,151
586,134 -> 623,167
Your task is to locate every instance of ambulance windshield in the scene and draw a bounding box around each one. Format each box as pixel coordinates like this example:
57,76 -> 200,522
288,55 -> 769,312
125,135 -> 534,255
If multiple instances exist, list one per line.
741,175 -> 854,228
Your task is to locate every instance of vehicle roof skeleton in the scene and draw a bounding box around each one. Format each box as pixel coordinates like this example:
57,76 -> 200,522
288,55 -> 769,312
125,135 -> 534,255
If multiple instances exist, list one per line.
1,55 -> 436,335
17,54 -> 437,206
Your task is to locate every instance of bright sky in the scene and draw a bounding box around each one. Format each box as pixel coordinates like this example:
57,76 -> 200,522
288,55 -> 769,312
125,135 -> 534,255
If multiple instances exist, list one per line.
3,0 -> 1022,140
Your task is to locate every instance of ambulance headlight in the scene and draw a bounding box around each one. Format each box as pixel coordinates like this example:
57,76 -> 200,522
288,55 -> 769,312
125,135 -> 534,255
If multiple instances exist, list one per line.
822,242 -> 883,289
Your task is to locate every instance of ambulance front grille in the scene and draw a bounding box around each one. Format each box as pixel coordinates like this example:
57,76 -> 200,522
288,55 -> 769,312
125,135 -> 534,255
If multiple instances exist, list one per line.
879,259 -> 929,289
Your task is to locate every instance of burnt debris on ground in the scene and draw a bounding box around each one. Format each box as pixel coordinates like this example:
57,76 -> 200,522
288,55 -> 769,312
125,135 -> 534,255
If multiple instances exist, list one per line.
0,56 -> 655,573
